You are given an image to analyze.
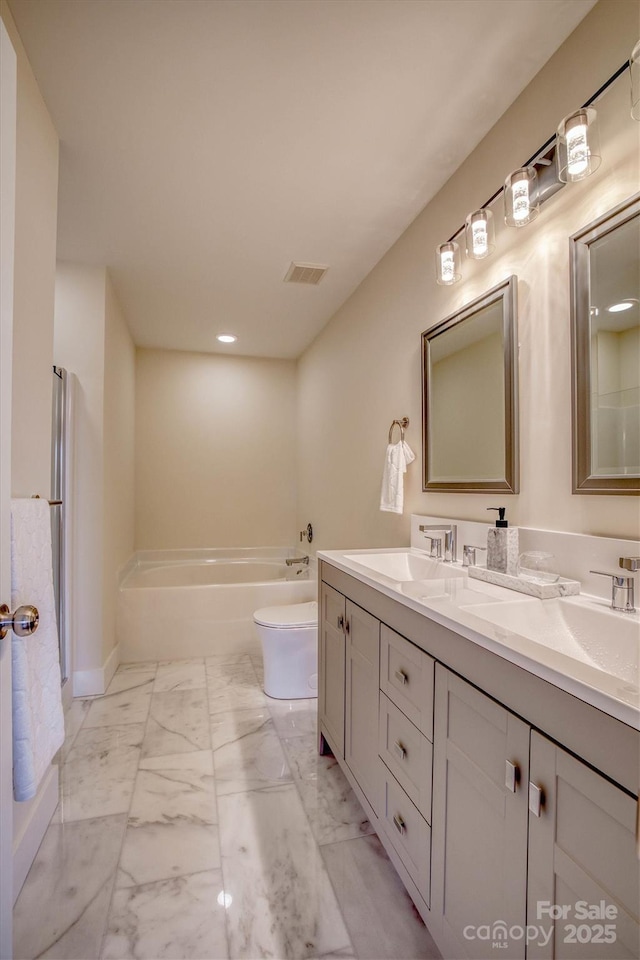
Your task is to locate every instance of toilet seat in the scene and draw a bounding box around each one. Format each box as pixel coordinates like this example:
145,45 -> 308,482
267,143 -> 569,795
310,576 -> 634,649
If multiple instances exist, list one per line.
253,600 -> 317,629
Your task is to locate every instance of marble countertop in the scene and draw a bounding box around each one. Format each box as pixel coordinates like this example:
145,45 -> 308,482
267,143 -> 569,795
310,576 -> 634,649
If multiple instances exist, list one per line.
318,547 -> 640,731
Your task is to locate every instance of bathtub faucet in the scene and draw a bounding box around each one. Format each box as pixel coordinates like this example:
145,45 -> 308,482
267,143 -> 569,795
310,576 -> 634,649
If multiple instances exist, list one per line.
285,555 -> 310,567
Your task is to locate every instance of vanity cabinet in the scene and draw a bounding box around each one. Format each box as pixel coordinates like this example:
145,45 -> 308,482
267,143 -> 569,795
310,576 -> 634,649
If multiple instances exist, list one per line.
318,561 -> 640,960
319,582 -> 381,816
527,732 -> 640,960
319,583 -> 346,755
431,666 -> 530,960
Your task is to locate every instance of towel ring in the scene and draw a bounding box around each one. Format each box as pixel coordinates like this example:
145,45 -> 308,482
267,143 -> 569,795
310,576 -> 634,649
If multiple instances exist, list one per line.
388,417 -> 409,444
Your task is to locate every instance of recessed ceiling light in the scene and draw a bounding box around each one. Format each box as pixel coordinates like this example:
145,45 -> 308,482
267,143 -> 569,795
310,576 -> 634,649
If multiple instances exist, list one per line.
217,334 -> 237,343
607,300 -> 636,313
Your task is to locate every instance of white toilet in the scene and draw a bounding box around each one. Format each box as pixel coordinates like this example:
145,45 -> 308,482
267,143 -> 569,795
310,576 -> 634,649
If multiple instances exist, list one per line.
253,601 -> 318,699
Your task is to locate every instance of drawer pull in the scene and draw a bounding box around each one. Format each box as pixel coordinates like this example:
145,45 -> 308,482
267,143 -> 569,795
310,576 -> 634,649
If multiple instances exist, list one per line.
393,740 -> 406,761
393,813 -> 406,836
529,782 -> 543,818
394,669 -> 408,685
505,760 -> 519,793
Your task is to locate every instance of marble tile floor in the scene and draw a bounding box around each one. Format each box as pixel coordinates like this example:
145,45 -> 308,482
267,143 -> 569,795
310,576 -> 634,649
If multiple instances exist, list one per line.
13,654 -> 441,960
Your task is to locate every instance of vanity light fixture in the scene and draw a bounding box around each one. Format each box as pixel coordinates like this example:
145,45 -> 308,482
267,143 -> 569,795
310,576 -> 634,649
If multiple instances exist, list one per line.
216,334 -> 237,343
556,108 -> 601,182
504,167 -> 539,227
435,241 -> 461,285
631,40 -> 640,120
465,209 -> 495,259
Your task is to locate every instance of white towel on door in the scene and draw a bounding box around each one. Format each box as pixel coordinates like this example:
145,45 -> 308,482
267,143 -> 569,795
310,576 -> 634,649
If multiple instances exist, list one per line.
380,440 -> 415,514
11,498 -> 64,801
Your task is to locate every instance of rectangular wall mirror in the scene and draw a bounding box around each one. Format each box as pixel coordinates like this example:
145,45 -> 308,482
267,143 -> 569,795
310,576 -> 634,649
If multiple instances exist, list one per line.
571,194 -> 640,494
421,275 -> 519,493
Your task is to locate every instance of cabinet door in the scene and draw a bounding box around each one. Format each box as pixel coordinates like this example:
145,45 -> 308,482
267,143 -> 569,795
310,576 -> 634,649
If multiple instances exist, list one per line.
319,583 -> 346,757
431,666 -> 530,960
527,732 -> 640,960
345,599 -> 381,815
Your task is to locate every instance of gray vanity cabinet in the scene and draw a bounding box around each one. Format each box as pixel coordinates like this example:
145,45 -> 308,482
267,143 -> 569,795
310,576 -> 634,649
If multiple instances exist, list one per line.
527,732 -> 640,960
319,581 -> 381,816
344,600 -> 381,816
431,665 -> 530,960
319,582 -> 346,756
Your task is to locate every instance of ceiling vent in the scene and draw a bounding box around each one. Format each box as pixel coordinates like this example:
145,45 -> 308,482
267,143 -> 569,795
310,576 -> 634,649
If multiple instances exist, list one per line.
283,262 -> 328,285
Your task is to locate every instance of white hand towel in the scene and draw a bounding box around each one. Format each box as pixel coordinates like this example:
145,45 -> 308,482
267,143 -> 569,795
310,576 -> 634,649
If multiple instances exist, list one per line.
11,498 -> 64,802
380,440 -> 415,514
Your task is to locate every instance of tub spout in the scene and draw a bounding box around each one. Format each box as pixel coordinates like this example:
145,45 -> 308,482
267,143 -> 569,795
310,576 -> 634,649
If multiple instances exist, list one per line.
285,556 -> 310,567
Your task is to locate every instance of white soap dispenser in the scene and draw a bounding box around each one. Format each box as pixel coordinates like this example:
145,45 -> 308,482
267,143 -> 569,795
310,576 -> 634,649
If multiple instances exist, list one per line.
486,507 -> 519,576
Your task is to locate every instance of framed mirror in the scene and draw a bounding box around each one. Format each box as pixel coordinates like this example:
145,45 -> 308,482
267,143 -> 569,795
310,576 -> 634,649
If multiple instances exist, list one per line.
571,194 -> 640,495
421,275 -> 519,493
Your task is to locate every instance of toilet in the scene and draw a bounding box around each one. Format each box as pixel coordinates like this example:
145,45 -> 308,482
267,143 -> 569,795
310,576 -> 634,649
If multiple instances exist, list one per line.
253,601 -> 318,700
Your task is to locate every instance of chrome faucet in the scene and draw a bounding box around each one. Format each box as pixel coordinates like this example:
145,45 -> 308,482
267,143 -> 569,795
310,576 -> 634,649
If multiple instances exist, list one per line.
590,569 -> 636,613
285,555 -> 309,567
418,524 -> 457,563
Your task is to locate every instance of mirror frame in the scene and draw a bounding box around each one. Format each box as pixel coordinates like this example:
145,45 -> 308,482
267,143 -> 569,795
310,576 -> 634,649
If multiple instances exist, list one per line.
570,193 -> 640,495
421,275 -> 519,493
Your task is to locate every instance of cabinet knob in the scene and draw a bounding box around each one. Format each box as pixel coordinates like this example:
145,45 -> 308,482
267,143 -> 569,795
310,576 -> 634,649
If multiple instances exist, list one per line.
394,668 -> 408,685
393,740 -> 407,761
393,813 -> 406,836
345,619 -> 350,635
528,782 -> 543,817
505,760 -> 519,793
337,615 -> 344,630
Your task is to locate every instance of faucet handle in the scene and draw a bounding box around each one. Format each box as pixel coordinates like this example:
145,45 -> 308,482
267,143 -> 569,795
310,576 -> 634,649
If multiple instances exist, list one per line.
423,536 -> 442,559
619,557 -> 640,572
590,571 -> 636,612
463,544 -> 487,567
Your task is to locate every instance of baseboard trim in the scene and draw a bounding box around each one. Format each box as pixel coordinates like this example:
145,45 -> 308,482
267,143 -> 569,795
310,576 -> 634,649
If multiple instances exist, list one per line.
72,643 -> 120,697
13,765 -> 58,902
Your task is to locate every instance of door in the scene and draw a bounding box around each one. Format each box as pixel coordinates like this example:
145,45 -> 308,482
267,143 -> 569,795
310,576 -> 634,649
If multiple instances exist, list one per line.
345,599 -> 380,815
527,732 -> 640,959
0,18 -> 17,959
431,666 -> 530,960
319,583 -> 346,756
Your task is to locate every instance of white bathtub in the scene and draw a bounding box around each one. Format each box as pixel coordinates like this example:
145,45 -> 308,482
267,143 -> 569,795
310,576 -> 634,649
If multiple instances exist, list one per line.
116,548 -> 317,662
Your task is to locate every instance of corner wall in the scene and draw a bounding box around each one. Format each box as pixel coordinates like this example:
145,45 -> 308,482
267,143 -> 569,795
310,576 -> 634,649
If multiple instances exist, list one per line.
297,0 -> 639,551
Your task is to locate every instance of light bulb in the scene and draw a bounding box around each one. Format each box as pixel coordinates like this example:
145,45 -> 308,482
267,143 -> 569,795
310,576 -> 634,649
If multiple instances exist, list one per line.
472,219 -> 488,256
565,113 -> 589,178
217,334 -> 237,343
435,241 -> 460,285
511,179 -> 530,223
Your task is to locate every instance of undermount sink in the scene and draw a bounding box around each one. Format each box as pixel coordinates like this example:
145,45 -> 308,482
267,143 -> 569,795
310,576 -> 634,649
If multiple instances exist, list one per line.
463,596 -> 640,687
342,551 -> 465,582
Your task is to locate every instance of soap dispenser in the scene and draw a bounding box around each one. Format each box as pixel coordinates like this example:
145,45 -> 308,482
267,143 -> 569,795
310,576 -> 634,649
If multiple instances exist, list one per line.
486,507 -> 519,576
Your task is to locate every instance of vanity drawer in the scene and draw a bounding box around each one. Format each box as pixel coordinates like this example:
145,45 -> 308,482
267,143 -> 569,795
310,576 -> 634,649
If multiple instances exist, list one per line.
379,692 -> 432,822
380,625 -> 434,738
381,768 -> 431,907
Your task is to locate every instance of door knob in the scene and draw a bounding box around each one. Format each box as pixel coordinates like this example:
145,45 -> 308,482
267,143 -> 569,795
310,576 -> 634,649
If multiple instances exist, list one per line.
0,603 -> 39,639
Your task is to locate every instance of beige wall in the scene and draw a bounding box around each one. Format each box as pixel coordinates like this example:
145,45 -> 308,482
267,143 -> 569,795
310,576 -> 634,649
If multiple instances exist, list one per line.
103,275 -> 135,661
1,2 -> 58,498
297,0 -> 640,551
54,264 -> 135,672
135,349 -> 297,549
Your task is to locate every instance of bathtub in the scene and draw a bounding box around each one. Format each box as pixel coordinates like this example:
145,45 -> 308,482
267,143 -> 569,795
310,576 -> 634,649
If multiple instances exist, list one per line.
116,548 -> 317,662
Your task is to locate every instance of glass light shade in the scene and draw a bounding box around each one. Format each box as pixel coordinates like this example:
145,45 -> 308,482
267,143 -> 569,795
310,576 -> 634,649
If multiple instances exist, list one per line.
464,209 -> 495,259
435,241 -> 461,285
504,167 -> 539,227
556,108 -> 601,182
631,39 -> 640,120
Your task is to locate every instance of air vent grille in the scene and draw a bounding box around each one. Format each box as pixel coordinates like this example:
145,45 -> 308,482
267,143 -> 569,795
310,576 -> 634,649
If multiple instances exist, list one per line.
283,262 -> 328,285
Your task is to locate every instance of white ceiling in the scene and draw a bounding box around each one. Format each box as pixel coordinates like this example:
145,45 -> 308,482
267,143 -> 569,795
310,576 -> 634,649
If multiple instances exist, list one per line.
8,0 -> 596,359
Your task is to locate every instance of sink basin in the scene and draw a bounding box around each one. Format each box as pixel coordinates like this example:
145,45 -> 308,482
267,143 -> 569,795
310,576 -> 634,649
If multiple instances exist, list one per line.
343,551 -> 465,582
463,597 -> 640,686
401,578 -> 520,605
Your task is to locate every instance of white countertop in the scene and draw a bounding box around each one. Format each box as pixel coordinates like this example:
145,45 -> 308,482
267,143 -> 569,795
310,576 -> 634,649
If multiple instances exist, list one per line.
318,547 -> 640,731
